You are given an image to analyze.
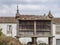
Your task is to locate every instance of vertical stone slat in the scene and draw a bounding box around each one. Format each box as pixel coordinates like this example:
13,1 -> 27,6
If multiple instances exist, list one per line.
34,21 -> 36,36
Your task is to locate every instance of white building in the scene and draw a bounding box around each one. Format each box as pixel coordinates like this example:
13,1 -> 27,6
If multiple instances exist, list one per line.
0,17 -> 17,37
0,7 -> 60,45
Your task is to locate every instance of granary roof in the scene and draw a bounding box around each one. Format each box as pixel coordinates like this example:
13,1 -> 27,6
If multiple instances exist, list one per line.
16,15 -> 51,20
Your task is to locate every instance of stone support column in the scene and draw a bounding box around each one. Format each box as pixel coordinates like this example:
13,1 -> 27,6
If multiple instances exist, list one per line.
16,19 -> 20,39
48,37 -> 53,45
34,21 -> 36,36
31,21 -> 37,45
32,37 -> 37,45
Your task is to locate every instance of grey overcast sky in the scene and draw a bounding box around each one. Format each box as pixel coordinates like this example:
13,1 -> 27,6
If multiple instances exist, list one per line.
0,0 -> 60,17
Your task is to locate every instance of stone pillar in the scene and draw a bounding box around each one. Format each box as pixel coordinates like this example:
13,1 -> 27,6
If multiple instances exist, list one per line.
32,37 -> 37,45
16,19 -> 19,40
48,37 -> 53,45
29,21 -> 37,45
34,21 -> 36,36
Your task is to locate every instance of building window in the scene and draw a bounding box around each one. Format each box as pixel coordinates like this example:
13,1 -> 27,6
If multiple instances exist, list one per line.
7,25 -> 12,34
56,25 -> 60,34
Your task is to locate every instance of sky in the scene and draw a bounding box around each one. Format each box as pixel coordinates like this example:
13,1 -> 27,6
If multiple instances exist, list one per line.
0,0 -> 60,17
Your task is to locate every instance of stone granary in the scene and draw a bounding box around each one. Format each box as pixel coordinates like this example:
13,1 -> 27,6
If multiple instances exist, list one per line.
0,5 -> 60,45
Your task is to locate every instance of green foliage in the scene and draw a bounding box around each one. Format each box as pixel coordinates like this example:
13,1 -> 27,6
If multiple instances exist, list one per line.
0,41 -> 7,45
0,28 -> 3,36
0,36 -> 22,45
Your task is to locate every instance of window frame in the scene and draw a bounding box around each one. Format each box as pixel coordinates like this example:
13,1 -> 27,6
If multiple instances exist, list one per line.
7,25 -> 12,34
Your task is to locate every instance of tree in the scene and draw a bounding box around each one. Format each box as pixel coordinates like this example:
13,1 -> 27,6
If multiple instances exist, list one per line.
0,28 -> 3,36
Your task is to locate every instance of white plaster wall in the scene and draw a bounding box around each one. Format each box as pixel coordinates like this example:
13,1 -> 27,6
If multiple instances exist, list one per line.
53,24 -> 60,45
37,37 -> 48,44
56,35 -> 60,39
19,37 -> 48,44
55,24 -> 60,39
0,23 -> 17,37
19,37 -> 31,44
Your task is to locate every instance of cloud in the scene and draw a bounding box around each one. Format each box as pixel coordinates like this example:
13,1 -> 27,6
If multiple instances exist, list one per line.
20,4 -> 47,10
0,0 -> 60,17
18,4 -> 48,15
0,0 -> 53,5
0,4 -> 16,17
22,0 -> 48,3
